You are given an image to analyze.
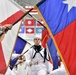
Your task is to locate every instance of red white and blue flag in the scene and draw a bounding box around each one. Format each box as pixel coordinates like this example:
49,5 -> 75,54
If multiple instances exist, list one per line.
25,6 -> 38,14
0,0 -> 24,74
37,0 -> 76,75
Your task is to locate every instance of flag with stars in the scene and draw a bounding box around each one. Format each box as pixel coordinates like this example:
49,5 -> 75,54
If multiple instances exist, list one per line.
37,0 -> 76,75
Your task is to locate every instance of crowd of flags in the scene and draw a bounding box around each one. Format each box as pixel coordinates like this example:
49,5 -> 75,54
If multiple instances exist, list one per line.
19,18 -> 44,34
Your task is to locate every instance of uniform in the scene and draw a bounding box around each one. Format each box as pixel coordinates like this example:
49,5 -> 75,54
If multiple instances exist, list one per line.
25,45 -> 50,75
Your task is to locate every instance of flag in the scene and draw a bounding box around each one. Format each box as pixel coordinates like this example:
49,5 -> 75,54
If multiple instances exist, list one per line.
21,19 -> 25,26
37,0 -> 76,75
0,0 -> 24,74
14,36 -> 27,54
19,27 -> 25,33
25,28 -> 34,34
10,36 -> 27,70
42,28 -> 58,69
42,28 -> 49,48
5,67 -> 17,75
25,19 -> 35,26
37,19 -> 44,26
47,38 -> 59,70
36,28 -> 43,34
25,6 -> 38,14
19,20 -> 25,33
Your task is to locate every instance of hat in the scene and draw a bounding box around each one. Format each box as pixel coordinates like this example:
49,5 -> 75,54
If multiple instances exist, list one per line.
34,35 -> 41,40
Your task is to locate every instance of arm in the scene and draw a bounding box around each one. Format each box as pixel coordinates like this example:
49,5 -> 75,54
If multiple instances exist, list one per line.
0,24 -> 12,35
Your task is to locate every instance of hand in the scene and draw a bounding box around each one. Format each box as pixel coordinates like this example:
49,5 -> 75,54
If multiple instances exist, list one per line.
4,24 -> 12,30
2,24 -> 12,33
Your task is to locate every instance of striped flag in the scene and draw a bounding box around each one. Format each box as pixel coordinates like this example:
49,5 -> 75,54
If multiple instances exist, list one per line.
0,0 -> 24,74
25,6 -> 38,14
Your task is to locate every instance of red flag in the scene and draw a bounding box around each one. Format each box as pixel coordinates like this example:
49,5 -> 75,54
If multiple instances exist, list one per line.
37,20 -> 44,26
42,29 -> 49,48
42,28 -> 53,65
26,28 -> 34,34
25,19 -> 35,26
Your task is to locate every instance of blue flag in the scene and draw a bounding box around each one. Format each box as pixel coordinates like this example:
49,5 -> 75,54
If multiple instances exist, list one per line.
14,36 -> 27,54
47,38 -> 58,70
10,36 -> 27,70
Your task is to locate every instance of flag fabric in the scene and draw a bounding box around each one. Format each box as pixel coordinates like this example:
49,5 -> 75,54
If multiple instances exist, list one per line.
42,28 -> 58,69
41,28 -> 49,48
14,36 -> 27,54
21,19 -> 25,26
47,38 -> 59,70
25,28 -> 34,34
37,19 -> 44,26
41,28 -> 53,64
37,0 -> 76,75
19,27 -> 25,33
0,0 -> 24,74
36,28 -> 43,34
25,19 -> 35,26
19,20 -> 25,33
10,36 -> 27,70
5,67 -> 17,75
25,6 -> 38,14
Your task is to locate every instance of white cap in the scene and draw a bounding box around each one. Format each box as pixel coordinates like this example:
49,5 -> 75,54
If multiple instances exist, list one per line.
34,35 -> 42,40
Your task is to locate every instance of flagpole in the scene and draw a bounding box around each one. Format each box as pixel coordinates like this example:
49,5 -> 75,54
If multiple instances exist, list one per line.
0,8 -> 33,36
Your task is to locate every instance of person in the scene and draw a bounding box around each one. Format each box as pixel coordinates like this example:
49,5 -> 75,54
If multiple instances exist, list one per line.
25,35 -> 50,75
9,53 -> 25,75
0,24 -> 12,35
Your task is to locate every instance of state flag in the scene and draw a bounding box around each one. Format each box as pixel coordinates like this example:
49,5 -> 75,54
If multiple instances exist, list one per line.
37,20 -> 44,26
25,19 -> 35,26
36,28 -> 43,34
25,6 -> 38,14
26,28 -> 34,34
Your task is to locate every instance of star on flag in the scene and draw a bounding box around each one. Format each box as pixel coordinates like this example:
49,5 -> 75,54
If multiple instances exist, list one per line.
63,0 -> 76,11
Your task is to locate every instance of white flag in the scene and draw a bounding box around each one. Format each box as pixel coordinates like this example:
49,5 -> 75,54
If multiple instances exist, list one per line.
0,0 -> 24,74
